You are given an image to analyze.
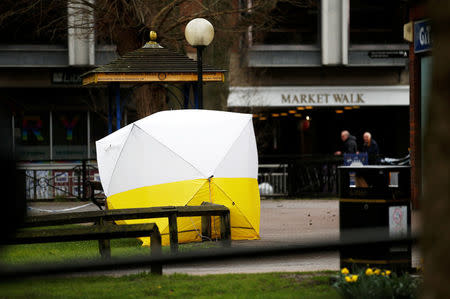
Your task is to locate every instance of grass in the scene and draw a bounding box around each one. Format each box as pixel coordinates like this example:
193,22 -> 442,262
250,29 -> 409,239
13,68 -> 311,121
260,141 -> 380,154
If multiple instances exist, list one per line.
0,272 -> 338,298
0,226 -> 338,298
0,232 -> 221,265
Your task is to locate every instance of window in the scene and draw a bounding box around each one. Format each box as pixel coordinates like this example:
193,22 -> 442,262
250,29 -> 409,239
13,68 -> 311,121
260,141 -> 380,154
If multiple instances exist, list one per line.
0,1 -> 67,44
53,111 -> 88,160
350,0 -> 408,44
253,1 -> 319,45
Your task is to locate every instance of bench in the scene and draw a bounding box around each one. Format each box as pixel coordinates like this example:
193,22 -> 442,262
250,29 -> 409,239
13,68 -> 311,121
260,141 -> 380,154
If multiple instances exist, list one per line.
83,180 -> 231,248
24,204 -> 231,253
8,223 -> 162,274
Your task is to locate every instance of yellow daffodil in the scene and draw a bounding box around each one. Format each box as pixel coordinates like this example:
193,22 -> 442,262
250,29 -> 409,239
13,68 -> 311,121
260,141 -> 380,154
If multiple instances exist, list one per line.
365,268 -> 374,276
345,276 -> 352,282
351,275 -> 358,282
382,272 -> 386,276
385,270 -> 391,276
341,268 -> 349,275
374,269 -> 381,275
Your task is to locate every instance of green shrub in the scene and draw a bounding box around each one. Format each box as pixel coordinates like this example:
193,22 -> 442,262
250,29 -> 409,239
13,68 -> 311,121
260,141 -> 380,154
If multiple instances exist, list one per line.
333,267 -> 420,299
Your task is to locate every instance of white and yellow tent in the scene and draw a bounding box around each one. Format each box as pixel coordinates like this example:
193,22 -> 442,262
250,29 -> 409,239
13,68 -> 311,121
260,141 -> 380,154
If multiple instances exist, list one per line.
96,110 -> 260,245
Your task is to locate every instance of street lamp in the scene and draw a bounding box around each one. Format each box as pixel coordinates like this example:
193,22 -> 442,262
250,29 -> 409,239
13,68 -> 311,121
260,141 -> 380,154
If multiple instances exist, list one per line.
185,18 -> 214,109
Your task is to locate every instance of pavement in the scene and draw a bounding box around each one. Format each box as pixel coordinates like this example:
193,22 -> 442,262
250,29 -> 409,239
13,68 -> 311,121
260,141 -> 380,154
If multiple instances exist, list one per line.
27,199 -> 421,276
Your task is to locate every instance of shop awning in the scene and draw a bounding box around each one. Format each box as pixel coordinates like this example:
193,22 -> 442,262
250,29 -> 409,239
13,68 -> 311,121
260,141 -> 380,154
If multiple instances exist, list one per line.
227,86 -> 409,107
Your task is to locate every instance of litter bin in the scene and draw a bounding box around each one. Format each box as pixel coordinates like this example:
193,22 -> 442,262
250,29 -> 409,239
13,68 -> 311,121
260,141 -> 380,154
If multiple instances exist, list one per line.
338,165 -> 412,272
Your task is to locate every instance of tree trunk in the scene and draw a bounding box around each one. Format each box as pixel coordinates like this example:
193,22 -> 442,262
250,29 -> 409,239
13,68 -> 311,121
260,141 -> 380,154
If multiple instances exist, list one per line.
421,1 -> 450,298
135,84 -> 167,119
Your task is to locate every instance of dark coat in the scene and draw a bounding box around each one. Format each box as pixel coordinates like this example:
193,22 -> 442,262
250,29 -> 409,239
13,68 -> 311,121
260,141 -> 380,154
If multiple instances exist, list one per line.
362,139 -> 379,155
362,139 -> 380,164
342,135 -> 358,154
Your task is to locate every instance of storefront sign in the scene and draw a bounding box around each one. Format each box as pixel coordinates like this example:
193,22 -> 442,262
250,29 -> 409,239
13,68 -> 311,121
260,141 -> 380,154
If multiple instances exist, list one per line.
227,86 -> 409,107
414,19 -> 432,53
52,71 -> 82,84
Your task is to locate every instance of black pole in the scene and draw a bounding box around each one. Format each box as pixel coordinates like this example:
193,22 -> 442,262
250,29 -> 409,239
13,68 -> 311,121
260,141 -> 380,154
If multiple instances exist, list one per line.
107,84 -> 113,133
82,160 -> 87,201
115,83 -> 121,130
196,46 -> 204,109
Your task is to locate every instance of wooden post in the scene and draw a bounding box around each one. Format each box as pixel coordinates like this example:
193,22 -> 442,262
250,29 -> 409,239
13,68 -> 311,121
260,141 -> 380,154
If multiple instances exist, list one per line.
168,213 -> 178,253
201,215 -> 212,241
97,218 -> 111,259
422,1 -> 450,296
220,211 -> 231,247
150,226 -> 163,275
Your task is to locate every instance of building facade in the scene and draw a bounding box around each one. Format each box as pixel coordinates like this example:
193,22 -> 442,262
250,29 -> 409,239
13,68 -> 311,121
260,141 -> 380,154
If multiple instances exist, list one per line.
0,2 -> 117,162
0,1 -> 413,199
0,1 -> 226,200
228,0 -> 410,160
0,2 -> 119,200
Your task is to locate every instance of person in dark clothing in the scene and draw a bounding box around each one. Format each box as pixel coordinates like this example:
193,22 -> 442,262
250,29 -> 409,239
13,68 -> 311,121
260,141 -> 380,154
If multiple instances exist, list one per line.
361,132 -> 380,164
335,130 -> 358,155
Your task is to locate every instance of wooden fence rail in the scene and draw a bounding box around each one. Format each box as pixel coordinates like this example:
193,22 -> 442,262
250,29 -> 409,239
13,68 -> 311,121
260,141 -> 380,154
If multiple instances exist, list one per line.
23,204 -> 231,253
9,223 -> 163,274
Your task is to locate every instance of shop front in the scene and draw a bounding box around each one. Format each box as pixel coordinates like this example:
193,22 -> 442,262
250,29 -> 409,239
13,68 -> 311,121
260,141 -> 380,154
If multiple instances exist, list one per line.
228,85 -> 410,158
7,87 -> 109,200
9,88 -> 108,162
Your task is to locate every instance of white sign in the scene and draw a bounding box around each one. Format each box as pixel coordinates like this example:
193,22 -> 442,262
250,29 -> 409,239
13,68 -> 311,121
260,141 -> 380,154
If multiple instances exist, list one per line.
55,171 -> 69,183
389,205 -> 408,253
227,86 -> 409,107
389,206 -> 408,238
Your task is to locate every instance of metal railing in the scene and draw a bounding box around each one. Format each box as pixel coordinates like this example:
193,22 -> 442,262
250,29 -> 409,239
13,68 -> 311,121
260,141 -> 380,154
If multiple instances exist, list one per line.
17,155 -> 344,200
287,157 -> 340,197
17,160 -> 101,201
260,155 -> 343,198
258,164 -> 288,197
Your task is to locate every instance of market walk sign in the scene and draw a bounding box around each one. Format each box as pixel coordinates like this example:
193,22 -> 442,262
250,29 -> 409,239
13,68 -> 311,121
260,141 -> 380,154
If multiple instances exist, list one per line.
227,86 -> 409,107
281,93 -> 365,105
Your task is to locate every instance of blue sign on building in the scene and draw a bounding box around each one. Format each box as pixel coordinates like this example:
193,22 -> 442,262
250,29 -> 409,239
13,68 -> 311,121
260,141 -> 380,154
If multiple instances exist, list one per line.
414,19 -> 432,53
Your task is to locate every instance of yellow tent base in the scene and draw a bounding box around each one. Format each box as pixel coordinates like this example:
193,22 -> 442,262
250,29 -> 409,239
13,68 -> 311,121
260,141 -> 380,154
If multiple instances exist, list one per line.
107,177 -> 260,246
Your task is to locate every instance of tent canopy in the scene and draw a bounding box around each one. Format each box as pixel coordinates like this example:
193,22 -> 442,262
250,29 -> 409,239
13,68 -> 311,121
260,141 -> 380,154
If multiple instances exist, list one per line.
96,110 -> 260,245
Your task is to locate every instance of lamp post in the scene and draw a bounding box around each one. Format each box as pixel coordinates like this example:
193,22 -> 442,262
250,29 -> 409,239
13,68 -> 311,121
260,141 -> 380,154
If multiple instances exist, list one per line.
185,18 -> 214,109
